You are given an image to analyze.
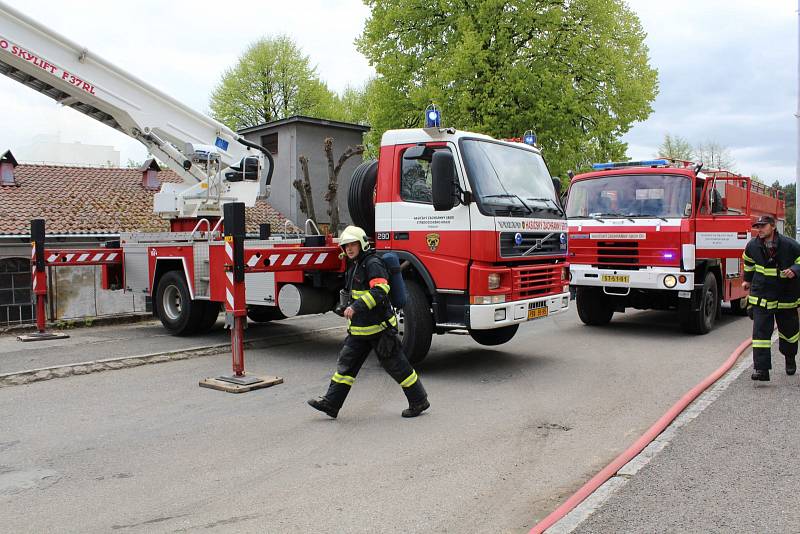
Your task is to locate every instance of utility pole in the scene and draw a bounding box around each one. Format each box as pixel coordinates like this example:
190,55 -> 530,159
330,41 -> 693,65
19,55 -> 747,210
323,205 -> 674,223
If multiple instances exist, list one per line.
797,0 -> 799,239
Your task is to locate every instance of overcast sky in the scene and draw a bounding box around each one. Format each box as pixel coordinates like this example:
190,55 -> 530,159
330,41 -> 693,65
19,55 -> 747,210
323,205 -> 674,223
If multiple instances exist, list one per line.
0,1 -> 796,183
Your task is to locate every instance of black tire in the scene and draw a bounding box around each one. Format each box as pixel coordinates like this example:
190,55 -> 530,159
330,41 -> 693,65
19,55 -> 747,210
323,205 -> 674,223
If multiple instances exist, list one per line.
197,301 -> 220,332
468,324 -> 519,346
246,305 -> 286,323
348,159 -> 378,236
399,280 -> 434,365
155,271 -> 205,335
729,295 -> 749,316
682,272 -> 719,334
576,287 -> 614,326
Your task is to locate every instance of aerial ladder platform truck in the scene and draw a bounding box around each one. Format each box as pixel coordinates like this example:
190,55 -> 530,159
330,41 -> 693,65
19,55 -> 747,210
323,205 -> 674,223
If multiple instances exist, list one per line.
0,2 -> 569,372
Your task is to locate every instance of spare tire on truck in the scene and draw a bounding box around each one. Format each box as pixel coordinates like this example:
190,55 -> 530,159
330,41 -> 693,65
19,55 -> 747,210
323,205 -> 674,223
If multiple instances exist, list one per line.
348,159 -> 378,236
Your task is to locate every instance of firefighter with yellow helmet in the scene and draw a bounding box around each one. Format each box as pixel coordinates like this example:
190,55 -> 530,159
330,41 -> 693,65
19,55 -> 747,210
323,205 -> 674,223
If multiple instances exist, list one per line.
308,225 -> 430,418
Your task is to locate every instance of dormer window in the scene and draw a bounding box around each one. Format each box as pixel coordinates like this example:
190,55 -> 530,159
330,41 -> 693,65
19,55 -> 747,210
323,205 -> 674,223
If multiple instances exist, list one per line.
0,150 -> 18,186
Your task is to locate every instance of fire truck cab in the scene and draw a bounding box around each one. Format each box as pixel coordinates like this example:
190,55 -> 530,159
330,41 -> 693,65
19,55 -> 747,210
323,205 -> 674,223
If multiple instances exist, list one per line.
565,159 -> 785,334
349,127 -> 571,361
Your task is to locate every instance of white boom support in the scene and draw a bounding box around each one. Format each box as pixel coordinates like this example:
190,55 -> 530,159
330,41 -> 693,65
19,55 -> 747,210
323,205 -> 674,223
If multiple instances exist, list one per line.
0,1 -> 273,219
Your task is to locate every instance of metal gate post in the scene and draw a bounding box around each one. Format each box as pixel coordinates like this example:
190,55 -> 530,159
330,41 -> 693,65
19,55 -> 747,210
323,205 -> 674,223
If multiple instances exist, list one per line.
199,203 -> 283,393
17,219 -> 69,341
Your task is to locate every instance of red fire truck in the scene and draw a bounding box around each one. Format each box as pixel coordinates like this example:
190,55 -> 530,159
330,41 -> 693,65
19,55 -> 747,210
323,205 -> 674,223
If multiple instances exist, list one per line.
565,159 -> 785,334
1,3 -> 569,368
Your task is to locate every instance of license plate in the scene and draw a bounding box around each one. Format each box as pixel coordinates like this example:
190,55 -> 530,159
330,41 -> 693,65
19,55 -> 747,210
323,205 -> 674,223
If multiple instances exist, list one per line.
528,307 -> 549,320
601,275 -> 630,283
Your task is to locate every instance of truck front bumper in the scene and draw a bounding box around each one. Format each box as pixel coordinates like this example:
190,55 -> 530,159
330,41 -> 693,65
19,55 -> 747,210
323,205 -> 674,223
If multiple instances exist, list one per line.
468,291 -> 570,330
569,264 -> 694,292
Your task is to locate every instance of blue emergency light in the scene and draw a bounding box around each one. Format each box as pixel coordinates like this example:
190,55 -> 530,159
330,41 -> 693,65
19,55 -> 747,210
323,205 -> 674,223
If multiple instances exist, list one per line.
424,104 -> 441,128
592,159 -> 669,170
523,130 -> 537,146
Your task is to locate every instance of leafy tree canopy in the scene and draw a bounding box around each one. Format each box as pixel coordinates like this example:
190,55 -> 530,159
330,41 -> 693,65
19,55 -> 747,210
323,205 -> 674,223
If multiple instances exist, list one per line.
357,0 -> 659,177
210,36 -> 341,130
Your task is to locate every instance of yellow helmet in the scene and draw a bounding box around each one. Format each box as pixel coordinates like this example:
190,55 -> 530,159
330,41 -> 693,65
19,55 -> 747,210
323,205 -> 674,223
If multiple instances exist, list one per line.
338,225 -> 370,251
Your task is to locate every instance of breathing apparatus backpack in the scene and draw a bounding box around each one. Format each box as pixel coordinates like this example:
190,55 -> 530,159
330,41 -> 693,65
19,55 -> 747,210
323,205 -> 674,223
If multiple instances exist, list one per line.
376,252 -> 407,309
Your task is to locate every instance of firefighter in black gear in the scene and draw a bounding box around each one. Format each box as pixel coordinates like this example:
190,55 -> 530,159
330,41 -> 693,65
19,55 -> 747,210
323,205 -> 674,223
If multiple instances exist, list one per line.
742,215 -> 800,381
307,226 -> 429,418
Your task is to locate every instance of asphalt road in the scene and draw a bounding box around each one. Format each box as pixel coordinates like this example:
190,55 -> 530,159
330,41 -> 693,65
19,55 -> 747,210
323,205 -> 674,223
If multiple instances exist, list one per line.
0,306 -> 751,533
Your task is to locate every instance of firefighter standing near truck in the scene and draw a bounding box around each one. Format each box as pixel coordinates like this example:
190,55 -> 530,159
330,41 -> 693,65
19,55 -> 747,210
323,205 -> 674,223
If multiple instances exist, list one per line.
742,215 -> 800,381
307,226 -> 430,418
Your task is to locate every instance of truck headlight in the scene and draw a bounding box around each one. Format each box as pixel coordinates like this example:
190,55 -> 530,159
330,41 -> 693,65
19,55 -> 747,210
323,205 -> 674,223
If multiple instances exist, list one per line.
471,295 -> 506,305
663,274 -> 678,288
488,273 -> 501,290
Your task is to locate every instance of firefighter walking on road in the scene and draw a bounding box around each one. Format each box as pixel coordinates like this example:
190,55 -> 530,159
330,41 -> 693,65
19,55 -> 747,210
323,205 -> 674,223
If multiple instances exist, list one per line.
743,215 -> 800,381
307,226 -> 430,418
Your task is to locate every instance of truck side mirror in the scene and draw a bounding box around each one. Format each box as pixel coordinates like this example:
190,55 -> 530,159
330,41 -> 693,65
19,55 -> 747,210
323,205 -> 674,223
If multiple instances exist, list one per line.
431,151 -> 457,211
552,177 -> 562,197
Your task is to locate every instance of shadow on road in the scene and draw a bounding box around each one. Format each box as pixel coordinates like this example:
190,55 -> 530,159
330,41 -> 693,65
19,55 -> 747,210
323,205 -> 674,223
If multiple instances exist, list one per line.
563,309 -> 746,340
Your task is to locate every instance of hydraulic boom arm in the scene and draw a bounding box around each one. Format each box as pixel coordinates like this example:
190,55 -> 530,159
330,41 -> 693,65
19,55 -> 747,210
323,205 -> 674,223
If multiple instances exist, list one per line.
0,1 -> 273,219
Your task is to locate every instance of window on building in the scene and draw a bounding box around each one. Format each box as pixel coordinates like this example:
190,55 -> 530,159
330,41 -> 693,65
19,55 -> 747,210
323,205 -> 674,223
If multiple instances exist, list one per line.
261,133 -> 279,155
0,162 -> 15,185
0,257 -> 34,325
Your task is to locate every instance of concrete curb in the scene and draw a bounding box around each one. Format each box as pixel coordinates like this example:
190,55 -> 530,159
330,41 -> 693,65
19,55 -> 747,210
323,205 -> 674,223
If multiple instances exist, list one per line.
0,325 -> 345,388
546,339 -> 765,534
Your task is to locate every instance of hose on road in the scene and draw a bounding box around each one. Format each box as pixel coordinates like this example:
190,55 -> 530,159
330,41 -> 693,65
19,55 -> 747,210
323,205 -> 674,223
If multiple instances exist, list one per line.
530,337 -> 753,533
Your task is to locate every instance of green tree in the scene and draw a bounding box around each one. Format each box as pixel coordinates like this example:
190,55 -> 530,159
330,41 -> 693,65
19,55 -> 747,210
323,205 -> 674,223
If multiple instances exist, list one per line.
357,0 -> 658,177
657,133 -> 693,161
694,141 -> 735,171
210,36 -> 339,130
770,180 -> 796,238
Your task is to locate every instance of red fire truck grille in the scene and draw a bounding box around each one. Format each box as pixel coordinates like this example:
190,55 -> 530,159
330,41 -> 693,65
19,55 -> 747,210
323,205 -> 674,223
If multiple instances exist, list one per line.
512,264 -> 563,299
597,241 -> 639,269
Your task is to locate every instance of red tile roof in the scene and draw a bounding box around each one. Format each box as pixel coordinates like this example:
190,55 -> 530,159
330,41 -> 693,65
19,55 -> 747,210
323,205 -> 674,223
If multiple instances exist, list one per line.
0,163 -> 297,236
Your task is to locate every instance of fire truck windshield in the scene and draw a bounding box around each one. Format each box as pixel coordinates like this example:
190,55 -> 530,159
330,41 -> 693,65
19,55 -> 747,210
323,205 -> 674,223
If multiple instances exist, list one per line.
566,174 -> 693,219
460,139 -> 560,218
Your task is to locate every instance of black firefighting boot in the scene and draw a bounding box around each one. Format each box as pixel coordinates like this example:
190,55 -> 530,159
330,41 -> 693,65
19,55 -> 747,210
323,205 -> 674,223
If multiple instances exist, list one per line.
401,380 -> 429,418
786,355 -> 797,376
307,397 -> 339,419
308,381 -> 351,418
751,369 -> 770,381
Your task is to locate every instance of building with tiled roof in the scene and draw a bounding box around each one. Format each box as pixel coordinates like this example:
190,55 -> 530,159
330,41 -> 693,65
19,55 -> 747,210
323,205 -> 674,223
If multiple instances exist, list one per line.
0,155 -> 297,237
0,150 -> 298,326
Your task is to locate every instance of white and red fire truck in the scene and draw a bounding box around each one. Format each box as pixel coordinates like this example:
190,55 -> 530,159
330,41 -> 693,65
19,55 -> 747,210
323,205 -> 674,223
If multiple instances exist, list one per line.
1,2 -> 569,369
565,159 -> 785,334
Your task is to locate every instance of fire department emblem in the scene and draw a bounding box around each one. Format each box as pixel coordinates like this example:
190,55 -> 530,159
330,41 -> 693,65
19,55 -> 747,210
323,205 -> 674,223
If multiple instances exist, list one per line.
426,233 -> 440,252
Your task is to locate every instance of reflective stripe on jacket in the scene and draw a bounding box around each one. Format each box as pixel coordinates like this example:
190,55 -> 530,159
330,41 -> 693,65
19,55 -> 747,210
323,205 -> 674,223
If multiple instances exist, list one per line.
346,250 -> 396,335
742,231 -> 800,307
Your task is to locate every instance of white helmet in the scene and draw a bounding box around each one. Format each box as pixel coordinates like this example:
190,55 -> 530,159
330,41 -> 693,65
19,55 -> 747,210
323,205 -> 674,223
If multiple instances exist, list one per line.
338,225 -> 370,251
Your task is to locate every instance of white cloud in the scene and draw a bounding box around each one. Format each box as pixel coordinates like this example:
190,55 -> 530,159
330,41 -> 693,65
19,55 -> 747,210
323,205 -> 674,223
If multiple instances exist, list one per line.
623,0 -> 797,184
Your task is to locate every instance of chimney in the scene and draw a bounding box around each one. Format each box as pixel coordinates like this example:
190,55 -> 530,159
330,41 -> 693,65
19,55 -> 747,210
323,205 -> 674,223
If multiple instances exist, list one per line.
139,157 -> 161,191
0,150 -> 18,186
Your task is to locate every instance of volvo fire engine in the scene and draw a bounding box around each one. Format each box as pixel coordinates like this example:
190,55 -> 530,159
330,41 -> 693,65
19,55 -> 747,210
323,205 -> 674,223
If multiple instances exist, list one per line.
1,2 -> 569,366
565,159 -> 785,334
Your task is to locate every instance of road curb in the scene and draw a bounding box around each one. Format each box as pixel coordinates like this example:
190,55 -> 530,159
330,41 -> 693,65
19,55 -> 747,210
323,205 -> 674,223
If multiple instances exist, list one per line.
0,325 -> 345,388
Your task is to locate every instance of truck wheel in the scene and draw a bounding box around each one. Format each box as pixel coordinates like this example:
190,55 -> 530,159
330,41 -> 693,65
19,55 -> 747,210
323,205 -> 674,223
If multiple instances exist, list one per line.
729,296 -> 749,316
197,301 -> 220,332
682,272 -> 719,334
468,324 -> 519,346
348,159 -> 378,236
399,280 -> 434,365
576,287 -> 614,326
247,306 -> 286,323
155,271 -> 205,335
